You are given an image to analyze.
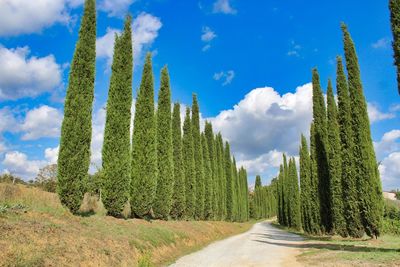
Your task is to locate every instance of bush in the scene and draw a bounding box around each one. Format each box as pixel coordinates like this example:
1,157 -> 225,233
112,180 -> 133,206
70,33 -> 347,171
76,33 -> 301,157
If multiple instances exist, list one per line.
384,199 -> 400,220
382,218 -> 400,236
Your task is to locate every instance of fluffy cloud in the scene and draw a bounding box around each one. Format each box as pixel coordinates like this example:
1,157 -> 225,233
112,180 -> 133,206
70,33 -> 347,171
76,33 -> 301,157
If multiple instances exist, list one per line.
371,38 -> 390,49
21,105 -> 63,140
0,0 -> 74,36
0,46 -> 62,100
2,151 -> 46,179
374,129 -> 400,160
367,102 -> 395,123
0,107 -> 19,135
45,146 -> 59,164
209,83 -> 313,178
96,12 -> 162,65
379,152 -> 400,190
212,0 -> 237,15
213,70 -> 235,86
201,27 -> 217,42
99,0 -> 135,17
236,150 -> 283,176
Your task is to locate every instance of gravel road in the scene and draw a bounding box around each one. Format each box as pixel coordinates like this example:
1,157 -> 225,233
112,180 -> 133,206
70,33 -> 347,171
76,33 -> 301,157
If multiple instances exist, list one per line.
169,221 -> 304,267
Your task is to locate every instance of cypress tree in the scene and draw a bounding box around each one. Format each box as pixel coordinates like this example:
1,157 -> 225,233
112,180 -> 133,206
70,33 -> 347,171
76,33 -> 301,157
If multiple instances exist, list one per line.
326,79 -> 347,236
183,107 -> 195,218
131,53 -> 157,218
342,24 -> 384,238
243,168 -> 249,221
311,68 -> 331,233
289,158 -> 302,230
390,0 -> 400,94
216,133 -> 226,219
283,154 -> 290,226
153,67 -> 174,219
336,56 -> 362,237
205,122 -> 218,219
232,157 -> 239,221
277,165 -> 284,225
57,0 -> 96,214
202,133 -> 213,219
225,142 -> 234,221
299,135 -> 313,233
254,175 -> 262,219
101,16 -> 133,217
170,103 -> 186,219
192,94 -> 205,219
309,123 -> 322,234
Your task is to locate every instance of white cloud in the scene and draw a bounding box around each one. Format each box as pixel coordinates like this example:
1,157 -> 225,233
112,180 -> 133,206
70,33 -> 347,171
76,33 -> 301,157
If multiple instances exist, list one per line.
45,146 -> 59,164
202,44 -> 211,52
96,12 -> 162,65
99,0 -> 135,17
213,0 -> 237,15
208,83 -> 313,178
0,45 -> 62,100
379,152 -> 400,190
0,0 -> 75,36
21,105 -> 63,140
374,129 -> 400,160
367,102 -> 395,123
372,38 -> 390,49
287,40 -> 301,57
201,26 -> 217,42
213,70 -> 235,86
0,107 -> 19,135
2,151 -> 46,179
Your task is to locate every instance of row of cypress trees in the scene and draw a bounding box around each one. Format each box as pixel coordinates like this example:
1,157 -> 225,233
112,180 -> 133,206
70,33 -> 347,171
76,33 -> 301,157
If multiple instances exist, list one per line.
57,0 -> 250,222
250,175 -> 277,220
390,0 -> 400,95
278,24 -> 384,239
276,155 -> 302,230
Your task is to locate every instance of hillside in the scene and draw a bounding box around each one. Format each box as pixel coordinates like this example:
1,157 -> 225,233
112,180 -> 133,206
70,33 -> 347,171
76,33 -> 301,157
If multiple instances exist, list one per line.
0,183 -> 253,267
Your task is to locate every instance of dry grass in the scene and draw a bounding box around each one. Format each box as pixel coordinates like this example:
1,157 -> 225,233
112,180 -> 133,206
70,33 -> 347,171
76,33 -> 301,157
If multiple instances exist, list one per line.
0,183 -> 253,267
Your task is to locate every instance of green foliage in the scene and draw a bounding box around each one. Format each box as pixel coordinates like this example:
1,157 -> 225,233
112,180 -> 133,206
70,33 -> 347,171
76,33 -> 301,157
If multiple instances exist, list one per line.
182,107 -> 195,219
224,142 -> 234,221
191,94 -> 205,219
205,122 -> 218,220
202,133 -> 213,219
326,80 -> 347,236
390,0 -> 400,94
342,24 -> 384,238
170,103 -> 186,219
215,133 -> 226,220
153,67 -> 174,220
309,124 -> 321,234
57,0 -> 96,214
131,53 -> 158,218
101,16 -> 133,217
311,68 -> 331,233
336,56 -> 363,238
288,158 -> 302,230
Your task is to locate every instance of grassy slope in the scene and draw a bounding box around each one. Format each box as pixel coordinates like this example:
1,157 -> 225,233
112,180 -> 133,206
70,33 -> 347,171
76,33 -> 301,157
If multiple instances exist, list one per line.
272,222 -> 400,266
0,183 -> 253,267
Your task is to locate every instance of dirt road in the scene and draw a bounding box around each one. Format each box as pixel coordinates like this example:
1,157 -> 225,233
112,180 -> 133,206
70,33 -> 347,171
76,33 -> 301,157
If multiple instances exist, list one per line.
169,221 -> 304,267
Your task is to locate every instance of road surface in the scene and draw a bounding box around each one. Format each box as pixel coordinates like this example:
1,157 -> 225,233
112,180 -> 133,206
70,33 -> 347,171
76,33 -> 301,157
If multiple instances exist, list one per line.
169,221 -> 304,267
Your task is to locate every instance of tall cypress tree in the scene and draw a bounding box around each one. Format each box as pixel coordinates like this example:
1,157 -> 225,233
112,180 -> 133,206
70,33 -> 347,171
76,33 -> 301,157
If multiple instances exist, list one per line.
232,157 -> 239,221
205,122 -> 218,219
216,133 -> 226,219
277,165 -> 284,225
311,68 -> 331,233
243,168 -> 249,221
202,133 -> 213,219
170,103 -> 185,219
283,154 -> 290,226
390,0 -> 400,94
183,107 -> 195,219
57,0 -> 96,214
326,79 -> 347,236
336,56 -> 362,237
192,94 -> 205,219
225,142 -> 234,221
299,135 -> 313,233
342,24 -> 384,238
153,67 -> 174,220
131,53 -> 157,218
254,175 -> 262,219
289,158 -> 302,230
309,123 -> 322,234
101,16 -> 133,217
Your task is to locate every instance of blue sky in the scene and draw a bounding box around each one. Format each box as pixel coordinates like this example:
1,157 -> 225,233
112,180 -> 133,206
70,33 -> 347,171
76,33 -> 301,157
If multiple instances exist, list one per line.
0,0 -> 399,190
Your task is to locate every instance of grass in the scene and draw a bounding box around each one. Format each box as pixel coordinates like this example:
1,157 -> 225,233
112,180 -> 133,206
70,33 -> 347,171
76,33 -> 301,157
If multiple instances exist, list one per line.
271,221 -> 400,266
0,183 -> 254,267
